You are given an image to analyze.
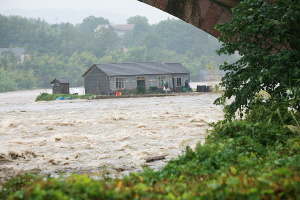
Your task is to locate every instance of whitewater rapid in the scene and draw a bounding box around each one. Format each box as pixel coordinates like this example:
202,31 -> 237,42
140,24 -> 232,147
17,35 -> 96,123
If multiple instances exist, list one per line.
0,88 -> 223,182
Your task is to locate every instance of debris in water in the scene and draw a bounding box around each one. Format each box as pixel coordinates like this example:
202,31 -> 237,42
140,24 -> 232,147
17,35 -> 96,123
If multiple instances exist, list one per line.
146,156 -> 166,163
137,124 -> 147,128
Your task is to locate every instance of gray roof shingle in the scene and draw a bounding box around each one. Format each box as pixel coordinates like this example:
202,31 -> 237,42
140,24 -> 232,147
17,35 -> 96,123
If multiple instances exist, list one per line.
82,62 -> 191,77
50,78 -> 69,84
164,63 -> 191,74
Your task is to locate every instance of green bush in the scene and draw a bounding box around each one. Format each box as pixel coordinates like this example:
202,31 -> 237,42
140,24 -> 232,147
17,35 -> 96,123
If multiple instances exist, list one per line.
150,86 -> 158,93
133,89 -> 139,95
125,90 -> 131,95
136,86 -> 146,94
35,93 -> 94,102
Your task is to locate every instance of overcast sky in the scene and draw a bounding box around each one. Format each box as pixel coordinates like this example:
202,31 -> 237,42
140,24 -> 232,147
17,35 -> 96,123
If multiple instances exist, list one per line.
0,0 -> 177,24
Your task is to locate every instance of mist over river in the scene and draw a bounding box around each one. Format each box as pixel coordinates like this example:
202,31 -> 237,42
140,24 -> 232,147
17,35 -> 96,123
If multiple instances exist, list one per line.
0,88 -> 223,181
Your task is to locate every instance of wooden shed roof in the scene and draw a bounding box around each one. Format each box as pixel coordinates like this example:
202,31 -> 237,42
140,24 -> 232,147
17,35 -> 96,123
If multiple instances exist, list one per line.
82,62 -> 191,77
50,78 -> 69,84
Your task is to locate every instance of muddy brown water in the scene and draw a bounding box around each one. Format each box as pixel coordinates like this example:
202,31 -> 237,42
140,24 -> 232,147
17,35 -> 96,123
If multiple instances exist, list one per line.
0,88 -> 223,181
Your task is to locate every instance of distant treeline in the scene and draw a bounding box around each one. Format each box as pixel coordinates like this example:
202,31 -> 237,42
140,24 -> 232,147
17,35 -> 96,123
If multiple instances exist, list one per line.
0,14 -> 237,92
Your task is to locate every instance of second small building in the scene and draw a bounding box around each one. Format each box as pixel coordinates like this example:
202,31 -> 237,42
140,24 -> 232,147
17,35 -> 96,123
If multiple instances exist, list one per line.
50,78 -> 70,94
82,62 -> 191,95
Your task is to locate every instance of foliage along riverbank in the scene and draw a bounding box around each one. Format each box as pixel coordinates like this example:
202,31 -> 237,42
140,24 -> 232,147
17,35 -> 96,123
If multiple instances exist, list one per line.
35,92 -> 94,102
0,103 -> 299,199
34,92 -> 193,102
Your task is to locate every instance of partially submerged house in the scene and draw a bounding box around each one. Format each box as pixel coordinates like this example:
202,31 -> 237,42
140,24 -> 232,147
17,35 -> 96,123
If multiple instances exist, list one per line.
198,69 -> 227,82
82,62 -> 191,95
50,78 -> 70,94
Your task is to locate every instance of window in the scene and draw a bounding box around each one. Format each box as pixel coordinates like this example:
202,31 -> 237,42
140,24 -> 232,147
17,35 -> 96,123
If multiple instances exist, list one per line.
158,76 -> 166,87
177,78 -> 182,86
116,78 -> 124,89
137,76 -> 145,80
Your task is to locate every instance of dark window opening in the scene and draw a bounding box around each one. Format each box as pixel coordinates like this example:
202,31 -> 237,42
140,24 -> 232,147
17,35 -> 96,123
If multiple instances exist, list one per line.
116,78 -> 124,89
177,78 -> 182,86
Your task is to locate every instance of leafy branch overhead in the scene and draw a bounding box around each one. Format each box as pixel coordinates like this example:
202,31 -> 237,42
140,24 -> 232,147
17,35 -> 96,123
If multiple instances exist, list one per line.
214,0 -> 300,119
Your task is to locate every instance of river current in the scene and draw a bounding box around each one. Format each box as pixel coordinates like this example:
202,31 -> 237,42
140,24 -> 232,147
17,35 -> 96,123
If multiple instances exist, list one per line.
0,87 -> 223,181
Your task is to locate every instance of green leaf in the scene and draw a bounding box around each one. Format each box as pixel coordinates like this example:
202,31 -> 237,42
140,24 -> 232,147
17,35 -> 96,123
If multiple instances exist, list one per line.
226,177 -> 240,185
274,167 -> 292,177
229,167 -> 237,175
285,125 -> 300,134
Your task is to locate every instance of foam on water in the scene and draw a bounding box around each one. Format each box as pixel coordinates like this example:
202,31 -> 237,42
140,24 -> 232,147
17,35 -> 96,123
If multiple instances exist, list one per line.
0,89 -> 224,180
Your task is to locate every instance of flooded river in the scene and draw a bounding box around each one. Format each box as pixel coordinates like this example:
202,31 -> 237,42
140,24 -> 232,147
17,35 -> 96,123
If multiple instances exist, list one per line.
0,88 -> 223,181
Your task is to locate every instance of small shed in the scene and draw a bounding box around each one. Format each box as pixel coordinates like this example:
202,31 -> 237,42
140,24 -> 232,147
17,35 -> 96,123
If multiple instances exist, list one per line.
50,78 -> 70,94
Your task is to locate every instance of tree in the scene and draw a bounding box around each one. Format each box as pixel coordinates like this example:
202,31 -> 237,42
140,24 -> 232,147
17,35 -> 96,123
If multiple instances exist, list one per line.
0,68 -> 18,92
59,23 -> 76,54
123,16 -> 150,47
188,32 -> 210,58
93,27 -> 120,57
0,15 -> 9,47
142,33 -> 161,50
214,0 -> 300,119
154,19 -> 201,54
123,46 -> 147,62
127,15 -> 149,25
79,16 -> 110,33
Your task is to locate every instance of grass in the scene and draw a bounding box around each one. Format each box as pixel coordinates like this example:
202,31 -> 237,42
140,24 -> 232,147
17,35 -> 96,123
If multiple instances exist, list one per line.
35,93 -> 94,102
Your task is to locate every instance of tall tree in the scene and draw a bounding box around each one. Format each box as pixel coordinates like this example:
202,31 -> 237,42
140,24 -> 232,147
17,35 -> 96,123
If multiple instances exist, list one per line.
92,27 -> 120,57
214,0 -> 300,119
126,15 -> 149,25
154,19 -> 200,54
123,16 -> 150,47
79,16 -> 110,33
142,33 -> 161,50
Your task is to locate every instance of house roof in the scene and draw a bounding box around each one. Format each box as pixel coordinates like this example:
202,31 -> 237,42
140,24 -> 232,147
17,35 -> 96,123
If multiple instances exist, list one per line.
82,62 -> 191,77
0,48 -> 25,56
50,78 -> 69,84
164,63 -> 191,74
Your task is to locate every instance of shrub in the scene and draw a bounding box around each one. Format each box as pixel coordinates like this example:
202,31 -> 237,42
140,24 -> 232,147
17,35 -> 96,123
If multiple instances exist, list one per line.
136,86 -> 145,94
125,90 -> 131,95
149,86 -> 158,93
35,93 -> 94,102
133,89 -> 139,95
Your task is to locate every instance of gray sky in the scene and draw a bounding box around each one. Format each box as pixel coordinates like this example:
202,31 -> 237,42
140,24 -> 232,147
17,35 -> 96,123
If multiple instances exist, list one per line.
0,0 -> 177,24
